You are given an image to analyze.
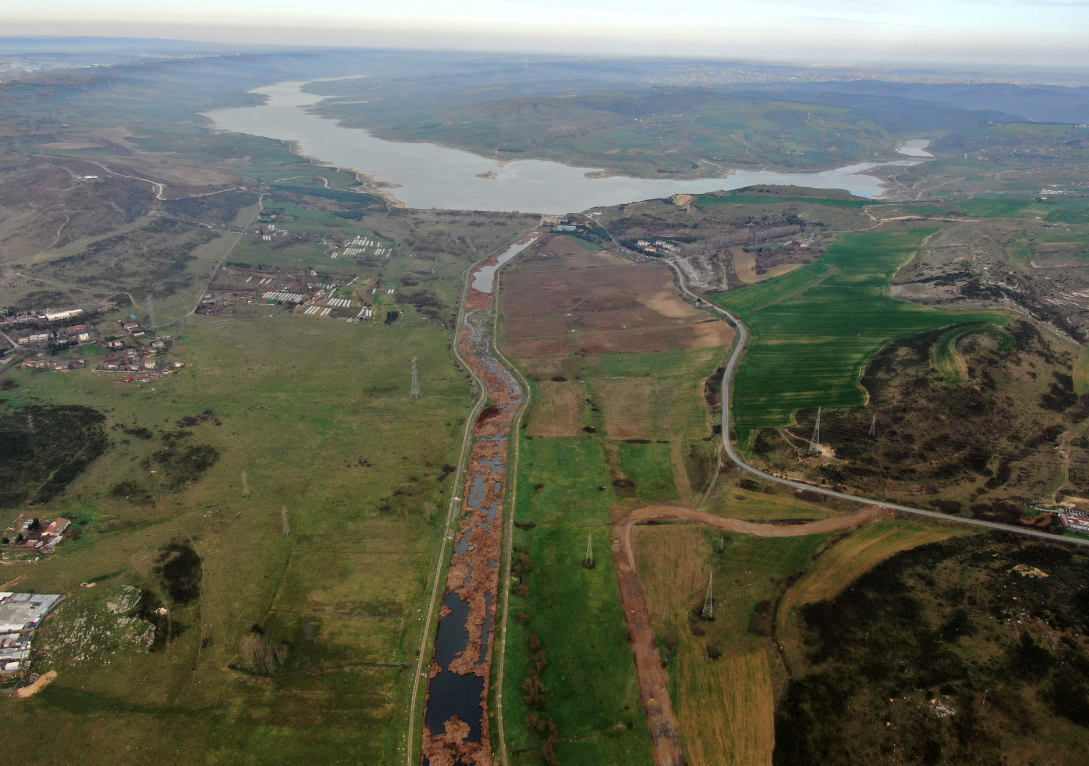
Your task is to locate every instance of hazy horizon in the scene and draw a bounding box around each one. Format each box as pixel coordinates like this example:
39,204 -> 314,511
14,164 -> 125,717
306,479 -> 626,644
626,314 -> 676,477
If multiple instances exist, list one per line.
4,0 -> 1089,68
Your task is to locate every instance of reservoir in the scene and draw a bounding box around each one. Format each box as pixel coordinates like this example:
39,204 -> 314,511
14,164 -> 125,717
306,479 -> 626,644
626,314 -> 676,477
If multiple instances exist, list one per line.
209,82 -> 917,214
897,139 -> 934,157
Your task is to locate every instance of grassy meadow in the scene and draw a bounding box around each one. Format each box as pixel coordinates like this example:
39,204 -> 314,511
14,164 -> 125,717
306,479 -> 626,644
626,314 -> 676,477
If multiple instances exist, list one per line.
1,242 -> 482,764
711,229 -> 1007,442
503,438 -> 655,766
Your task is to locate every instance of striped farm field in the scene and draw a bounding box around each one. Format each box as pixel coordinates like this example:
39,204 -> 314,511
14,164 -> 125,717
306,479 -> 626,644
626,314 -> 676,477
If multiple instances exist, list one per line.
677,641 -> 775,766
711,230 -> 1007,442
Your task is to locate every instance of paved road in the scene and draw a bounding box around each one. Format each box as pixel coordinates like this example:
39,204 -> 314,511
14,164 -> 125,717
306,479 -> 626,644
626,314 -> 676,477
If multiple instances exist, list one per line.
663,258 -> 1089,548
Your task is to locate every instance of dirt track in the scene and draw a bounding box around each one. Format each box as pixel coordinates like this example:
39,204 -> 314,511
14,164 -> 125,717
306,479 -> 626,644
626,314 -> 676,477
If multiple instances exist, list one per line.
611,504 -> 888,766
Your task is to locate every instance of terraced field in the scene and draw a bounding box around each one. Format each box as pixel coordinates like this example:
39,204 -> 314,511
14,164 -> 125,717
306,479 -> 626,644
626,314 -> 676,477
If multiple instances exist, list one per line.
711,229 -> 1007,442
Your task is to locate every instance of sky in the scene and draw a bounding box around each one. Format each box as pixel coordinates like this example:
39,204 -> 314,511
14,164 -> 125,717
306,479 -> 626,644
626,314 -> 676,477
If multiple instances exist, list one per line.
5,0 -> 1089,67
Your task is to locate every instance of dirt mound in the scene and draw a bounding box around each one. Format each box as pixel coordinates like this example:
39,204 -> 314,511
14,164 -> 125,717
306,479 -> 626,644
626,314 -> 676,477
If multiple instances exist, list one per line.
16,670 -> 57,698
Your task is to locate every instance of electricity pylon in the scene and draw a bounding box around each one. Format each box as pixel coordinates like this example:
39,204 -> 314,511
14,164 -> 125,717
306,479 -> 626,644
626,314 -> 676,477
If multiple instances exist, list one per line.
808,407 -> 822,456
583,534 -> 594,568
702,572 -> 714,619
410,357 -> 421,399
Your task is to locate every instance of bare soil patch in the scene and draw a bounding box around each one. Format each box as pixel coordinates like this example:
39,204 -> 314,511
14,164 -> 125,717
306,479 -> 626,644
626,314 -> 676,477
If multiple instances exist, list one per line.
16,670 -> 57,698
501,260 -> 732,357
732,247 -> 759,284
732,246 -> 805,285
510,235 -> 626,273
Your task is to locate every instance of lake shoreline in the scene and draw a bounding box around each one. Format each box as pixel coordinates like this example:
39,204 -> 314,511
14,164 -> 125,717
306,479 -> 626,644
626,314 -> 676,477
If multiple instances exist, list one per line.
209,81 -> 922,214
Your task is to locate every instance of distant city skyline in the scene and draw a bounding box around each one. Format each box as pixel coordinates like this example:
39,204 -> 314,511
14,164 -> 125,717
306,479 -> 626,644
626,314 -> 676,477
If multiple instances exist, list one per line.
4,0 -> 1089,67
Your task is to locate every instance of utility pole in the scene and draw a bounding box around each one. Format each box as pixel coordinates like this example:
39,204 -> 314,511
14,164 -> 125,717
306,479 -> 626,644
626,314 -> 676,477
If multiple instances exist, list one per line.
583,534 -> 594,568
808,407 -> 822,456
410,357 -> 421,399
702,572 -> 714,619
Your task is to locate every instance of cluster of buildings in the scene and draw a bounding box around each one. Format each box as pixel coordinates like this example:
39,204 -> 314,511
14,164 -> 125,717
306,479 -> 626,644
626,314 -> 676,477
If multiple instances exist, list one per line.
1058,509 -> 1089,535
1,304 -> 106,329
18,357 -> 86,371
97,319 -> 171,376
1028,499 -> 1089,534
115,317 -> 149,338
12,321 -> 96,349
258,224 -> 288,242
634,239 -> 679,255
0,593 -> 64,676
2,517 -> 71,553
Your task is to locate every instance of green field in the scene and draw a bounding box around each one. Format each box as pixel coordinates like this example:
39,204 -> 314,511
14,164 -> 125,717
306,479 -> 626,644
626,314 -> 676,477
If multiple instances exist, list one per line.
696,192 -> 869,209
504,438 -> 655,766
711,229 -> 1008,441
904,198 -> 1034,218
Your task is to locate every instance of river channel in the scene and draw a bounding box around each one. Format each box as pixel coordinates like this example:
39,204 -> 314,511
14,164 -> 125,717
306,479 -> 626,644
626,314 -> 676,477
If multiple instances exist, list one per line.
420,235 -> 534,765
209,82 -> 920,213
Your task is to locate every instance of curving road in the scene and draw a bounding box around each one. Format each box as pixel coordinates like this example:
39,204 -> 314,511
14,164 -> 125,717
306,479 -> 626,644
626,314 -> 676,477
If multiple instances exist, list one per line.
663,258 -> 1089,548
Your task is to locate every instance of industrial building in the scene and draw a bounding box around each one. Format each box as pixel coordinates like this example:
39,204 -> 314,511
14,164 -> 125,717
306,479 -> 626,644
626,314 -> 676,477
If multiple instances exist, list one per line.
0,593 -> 64,675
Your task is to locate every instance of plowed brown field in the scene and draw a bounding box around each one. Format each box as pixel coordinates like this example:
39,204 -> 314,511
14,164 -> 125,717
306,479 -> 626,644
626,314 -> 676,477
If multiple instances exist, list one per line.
500,245 -> 733,357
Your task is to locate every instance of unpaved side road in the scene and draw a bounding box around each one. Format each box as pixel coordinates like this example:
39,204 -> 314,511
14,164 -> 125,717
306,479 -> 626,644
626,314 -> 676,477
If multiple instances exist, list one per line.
611,504 -> 887,766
